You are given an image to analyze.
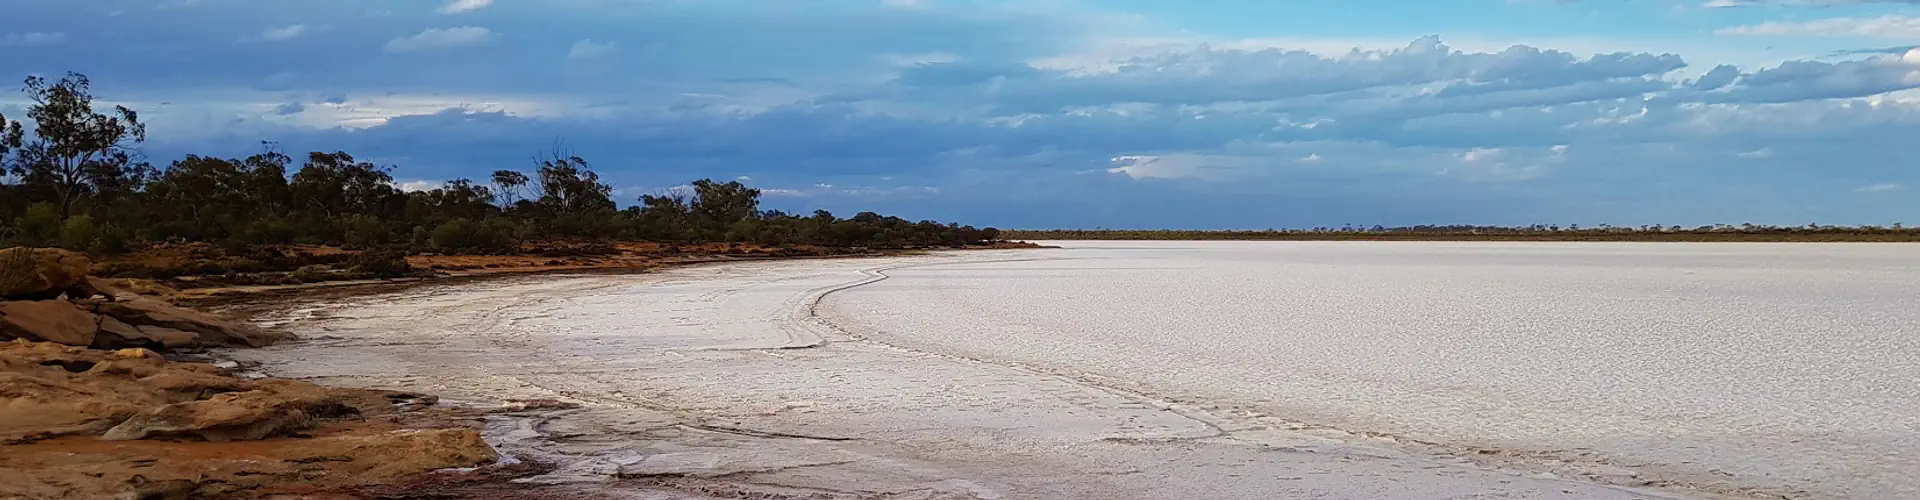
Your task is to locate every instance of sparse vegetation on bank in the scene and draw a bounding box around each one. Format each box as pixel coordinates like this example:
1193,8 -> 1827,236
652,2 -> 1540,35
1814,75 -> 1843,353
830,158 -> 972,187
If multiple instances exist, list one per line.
1008,225 -> 1920,242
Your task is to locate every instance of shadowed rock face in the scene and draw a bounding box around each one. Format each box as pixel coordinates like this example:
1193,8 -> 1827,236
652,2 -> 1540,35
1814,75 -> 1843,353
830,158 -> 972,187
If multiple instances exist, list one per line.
0,248 -> 97,301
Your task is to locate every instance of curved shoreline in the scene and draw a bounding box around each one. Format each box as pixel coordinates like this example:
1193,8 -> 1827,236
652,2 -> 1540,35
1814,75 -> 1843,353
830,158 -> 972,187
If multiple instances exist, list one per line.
226,253 -> 1726,499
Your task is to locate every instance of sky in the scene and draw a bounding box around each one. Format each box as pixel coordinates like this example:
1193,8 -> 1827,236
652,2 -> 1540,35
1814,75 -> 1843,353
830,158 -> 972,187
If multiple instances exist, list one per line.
1,0 -> 1917,229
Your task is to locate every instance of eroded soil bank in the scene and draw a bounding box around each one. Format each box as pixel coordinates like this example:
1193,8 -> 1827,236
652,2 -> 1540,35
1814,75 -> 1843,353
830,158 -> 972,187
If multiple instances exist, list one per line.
223,252 -> 1706,500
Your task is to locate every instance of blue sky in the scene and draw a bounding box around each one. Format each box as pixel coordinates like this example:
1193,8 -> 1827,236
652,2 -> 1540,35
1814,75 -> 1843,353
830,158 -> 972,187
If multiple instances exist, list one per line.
2,0 -> 1918,229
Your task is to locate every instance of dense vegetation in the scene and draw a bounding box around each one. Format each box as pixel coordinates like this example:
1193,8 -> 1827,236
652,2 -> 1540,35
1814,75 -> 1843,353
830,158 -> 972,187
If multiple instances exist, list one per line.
0,73 -> 1004,259
1008,225 -> 1920,242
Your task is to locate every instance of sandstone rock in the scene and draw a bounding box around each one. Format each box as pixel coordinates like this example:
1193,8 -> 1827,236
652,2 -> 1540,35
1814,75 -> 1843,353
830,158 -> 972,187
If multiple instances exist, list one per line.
285,429 -> 499,479
1,340 -> 488,498
0,300 -> 99,347
0,345 -> 162,442
94,297 -> 286,348
101,390 -> 319,442
91,316 -> 200,351
96,315 -> 144,343
0,371 -> 137,441
137,370 -> 255,399
87,276 -> 178,298
134,325 -> 201,348
0,247 -> 98,300
99,378 -> 398,442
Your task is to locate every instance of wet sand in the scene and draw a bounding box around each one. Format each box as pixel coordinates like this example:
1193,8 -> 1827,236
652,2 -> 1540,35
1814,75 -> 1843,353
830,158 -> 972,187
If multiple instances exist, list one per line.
229,250 -> 1707,499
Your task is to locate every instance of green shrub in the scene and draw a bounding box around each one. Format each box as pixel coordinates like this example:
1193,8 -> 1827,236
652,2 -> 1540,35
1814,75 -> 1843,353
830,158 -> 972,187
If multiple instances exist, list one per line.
58,214 -> 99,251
345,250 -> 414,278
288,264 -> 334,283
12,203 -> 61,246
235,216 -> 300,245
91,223 -> 130,254
339,214 -> 389,249
429,218 -> 516,254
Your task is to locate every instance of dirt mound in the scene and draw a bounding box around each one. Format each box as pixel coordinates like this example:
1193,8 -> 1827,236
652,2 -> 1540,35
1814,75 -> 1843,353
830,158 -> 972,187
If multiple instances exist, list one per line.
0,340 -> 497,499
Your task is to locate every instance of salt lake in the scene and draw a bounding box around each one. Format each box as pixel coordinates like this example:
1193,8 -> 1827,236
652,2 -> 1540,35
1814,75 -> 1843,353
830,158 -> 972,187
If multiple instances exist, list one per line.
822,241 -> 1920,499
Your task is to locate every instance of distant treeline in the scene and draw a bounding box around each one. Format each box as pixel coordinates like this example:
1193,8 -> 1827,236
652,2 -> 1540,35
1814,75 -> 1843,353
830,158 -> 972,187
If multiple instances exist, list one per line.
1007,225 -> 1920,242
0,72 -> 1004,255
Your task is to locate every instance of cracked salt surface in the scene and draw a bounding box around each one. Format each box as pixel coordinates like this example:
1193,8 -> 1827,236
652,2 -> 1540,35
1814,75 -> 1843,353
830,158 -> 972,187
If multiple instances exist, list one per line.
824,241 -> 1920,500
224,241 -> 1913,500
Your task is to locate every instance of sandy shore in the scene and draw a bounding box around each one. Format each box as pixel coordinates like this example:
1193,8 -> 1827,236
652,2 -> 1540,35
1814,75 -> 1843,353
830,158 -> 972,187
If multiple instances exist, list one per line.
223,251 -> 1700,499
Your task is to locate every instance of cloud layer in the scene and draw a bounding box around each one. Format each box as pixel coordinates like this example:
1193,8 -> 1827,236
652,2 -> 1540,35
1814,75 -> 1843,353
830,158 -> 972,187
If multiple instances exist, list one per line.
0,0 -> 1915,227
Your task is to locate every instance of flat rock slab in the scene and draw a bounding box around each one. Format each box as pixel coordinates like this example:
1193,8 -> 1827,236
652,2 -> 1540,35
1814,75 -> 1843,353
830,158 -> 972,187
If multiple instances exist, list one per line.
0,300 -> 98,347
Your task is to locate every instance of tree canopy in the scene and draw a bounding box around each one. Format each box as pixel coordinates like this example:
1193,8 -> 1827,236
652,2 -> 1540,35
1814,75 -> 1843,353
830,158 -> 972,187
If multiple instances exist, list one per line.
0,72 -> 1005,255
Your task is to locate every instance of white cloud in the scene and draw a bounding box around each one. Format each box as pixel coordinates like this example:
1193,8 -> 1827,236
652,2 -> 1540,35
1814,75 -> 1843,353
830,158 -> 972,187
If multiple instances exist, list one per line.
881,0 -> 930,9
0,32 -> 67,47
1856,183 -> 1906,193
258,24 -> 316,42
1737,148 -> 1776,159
384,27 -> 492,53
394,180 -> 445,192
437,0 -> 494,14
1106,155 -> 1227,180
568,39 -> 617,60
1440,147 -> 1554,181
1717,16 -> 1920,38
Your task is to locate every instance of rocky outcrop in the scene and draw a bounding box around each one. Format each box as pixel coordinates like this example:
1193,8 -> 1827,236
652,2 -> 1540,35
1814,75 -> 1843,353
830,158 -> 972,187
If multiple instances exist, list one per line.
100,378 -> 402,442
101,389 -> 322,441
0,247 -> 290,350
0,340 -> 498,499
290,428 -> 499,478
91,296 -> 288,348
0,248 -> 98,301
0,296 -> 288,350
0,248 -> 498,497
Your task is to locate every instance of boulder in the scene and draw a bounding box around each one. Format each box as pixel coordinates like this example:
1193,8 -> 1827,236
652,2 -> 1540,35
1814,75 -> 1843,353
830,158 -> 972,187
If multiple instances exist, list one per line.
93,297 -> 286,348
0,300 -> 99,347
100,390 -> 318,442
0,248 -> 98,300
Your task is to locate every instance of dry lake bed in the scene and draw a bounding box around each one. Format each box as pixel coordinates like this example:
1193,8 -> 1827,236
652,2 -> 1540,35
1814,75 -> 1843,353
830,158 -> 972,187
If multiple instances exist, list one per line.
232,241 -> 1919,499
